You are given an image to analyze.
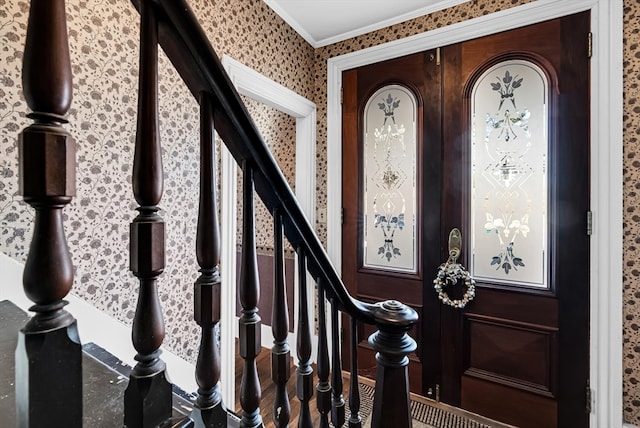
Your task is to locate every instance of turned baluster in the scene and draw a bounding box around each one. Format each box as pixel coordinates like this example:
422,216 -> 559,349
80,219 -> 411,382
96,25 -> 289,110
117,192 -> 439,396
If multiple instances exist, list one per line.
295,248 -> 313,428
238,163 -> 263,428
330,298 -> 346,428
190,92 -> 227,427
271,209 -> 291,427
369,301 -> 418,428
124,0 -> 173,425
316,282 -> 331,428
16,0 -> 82,425
348,317 -> 362,428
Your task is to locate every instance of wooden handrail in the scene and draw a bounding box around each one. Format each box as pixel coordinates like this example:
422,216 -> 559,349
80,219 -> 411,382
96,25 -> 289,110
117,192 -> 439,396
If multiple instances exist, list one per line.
128,1 -> 419,426
129,0 -> 418,334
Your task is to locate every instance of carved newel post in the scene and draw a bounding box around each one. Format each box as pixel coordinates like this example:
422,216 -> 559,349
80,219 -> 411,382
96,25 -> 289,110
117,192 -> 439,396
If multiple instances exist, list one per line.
368,300 -> 418,428
16,0 -> 82,426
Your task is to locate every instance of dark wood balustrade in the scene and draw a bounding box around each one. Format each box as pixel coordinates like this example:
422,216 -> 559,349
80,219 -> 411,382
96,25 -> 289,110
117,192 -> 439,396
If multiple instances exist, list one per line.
190,92 -> 227,426
272,209 -> 292,428
238,164 -> 263,428
15,0 -> 420,426
16,0 -> 82,425
125,1 -> 173,425
296,249 -> 314,428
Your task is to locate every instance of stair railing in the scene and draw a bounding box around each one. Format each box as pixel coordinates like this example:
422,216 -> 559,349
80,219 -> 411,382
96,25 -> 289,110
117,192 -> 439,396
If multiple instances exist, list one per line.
126,1 -> 419,427
17,0 -> 419,426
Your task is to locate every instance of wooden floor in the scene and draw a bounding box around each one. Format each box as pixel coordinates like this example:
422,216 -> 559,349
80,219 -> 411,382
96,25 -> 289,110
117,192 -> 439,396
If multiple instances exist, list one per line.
234,343 -> 323,427
231,343 -> 516,428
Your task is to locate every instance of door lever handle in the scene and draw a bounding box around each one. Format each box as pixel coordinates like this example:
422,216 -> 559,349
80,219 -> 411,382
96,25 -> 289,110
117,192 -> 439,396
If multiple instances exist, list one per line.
434,228 -> 476,308
448,228 -> 462,262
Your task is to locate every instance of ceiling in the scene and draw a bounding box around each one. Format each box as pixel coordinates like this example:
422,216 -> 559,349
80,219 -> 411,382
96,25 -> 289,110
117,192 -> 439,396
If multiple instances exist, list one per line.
262,0 -> 470,48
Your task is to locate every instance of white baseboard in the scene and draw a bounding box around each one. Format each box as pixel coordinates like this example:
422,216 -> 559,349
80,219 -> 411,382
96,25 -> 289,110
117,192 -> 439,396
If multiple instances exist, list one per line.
0,252 -> 198,394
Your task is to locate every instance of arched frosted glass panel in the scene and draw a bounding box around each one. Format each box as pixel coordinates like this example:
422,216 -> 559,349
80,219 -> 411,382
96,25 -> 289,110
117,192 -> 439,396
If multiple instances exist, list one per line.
471,60 -> 548,288
362,85 -> 417,273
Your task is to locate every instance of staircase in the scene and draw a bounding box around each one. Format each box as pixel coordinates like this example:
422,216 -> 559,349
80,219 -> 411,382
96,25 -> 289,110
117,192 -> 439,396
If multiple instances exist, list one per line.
10,0 -> 419,427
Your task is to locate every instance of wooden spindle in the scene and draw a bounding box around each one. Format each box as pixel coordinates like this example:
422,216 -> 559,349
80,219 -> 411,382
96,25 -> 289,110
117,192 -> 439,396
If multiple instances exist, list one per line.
348,317 -> 362,428
271,209 -> 291,427
190,92 -> 227,427
124,1 -> 172,425
295,248 -> 313,428
369,301 -> 417,428
238,163 -> 263,428
330,298 -> 346,428
316,282 -> 331,428
16,0 -> 82,425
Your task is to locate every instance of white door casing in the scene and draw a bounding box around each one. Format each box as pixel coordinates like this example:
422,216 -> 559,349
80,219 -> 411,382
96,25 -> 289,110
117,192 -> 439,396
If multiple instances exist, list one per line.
221,55 -> 317,408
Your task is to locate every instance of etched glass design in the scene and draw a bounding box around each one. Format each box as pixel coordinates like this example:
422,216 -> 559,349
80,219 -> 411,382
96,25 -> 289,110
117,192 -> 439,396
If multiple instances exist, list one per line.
470,60 -> 548,288
362,85 -> 418,273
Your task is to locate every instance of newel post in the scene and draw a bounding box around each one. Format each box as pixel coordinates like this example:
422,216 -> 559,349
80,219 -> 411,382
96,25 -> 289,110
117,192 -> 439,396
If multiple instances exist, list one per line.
368,300 -> 418,428
15,0 -> 82,426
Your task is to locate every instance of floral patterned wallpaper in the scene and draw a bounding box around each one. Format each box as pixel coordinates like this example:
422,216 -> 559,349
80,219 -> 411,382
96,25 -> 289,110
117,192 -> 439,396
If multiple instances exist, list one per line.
2,0 -> 640,423
0,0 -> 311,363
622,1 -> 640,423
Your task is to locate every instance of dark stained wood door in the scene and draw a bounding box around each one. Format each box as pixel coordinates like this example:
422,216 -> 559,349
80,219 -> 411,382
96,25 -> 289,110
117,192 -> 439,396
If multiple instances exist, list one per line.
342,12 -> 590,428
342,49 -> 442,396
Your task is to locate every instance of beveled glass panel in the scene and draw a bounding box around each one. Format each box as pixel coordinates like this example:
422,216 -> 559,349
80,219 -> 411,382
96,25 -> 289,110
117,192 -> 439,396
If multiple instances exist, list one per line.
362,85 -> 417,273
470,60 -> 548,288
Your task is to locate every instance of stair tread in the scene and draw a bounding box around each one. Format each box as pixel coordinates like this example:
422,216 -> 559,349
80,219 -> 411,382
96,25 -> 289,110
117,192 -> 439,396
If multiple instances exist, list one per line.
0,299 -> 192,426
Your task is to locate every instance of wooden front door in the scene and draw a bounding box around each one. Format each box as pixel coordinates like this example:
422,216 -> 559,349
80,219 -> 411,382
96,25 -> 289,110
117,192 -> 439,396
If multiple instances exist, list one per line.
341,12 -> 590,428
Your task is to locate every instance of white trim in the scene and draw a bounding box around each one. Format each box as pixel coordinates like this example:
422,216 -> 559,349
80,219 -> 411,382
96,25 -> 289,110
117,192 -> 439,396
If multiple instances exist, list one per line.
220,145 -> 238,408
590,1 -> 624,427
221,55 -> 318,406
326,1 -> 623,426
263,0 -> 470,48
0,252 -> 199,394
262,0 -> 318,48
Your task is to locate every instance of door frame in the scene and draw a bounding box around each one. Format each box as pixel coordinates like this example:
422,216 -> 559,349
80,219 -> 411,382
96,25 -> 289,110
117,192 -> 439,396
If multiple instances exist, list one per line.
326,1 -> 623,426
220,55 -> 318,408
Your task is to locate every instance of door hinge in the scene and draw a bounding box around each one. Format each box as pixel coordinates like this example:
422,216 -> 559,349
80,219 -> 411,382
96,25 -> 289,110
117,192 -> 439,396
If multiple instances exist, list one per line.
341,207 -> 344,225
340,86 -> 343,104
587,32 -> 593,58
587,210 -> 593,236
436,47 -> 441,66
586,385 -> 594,413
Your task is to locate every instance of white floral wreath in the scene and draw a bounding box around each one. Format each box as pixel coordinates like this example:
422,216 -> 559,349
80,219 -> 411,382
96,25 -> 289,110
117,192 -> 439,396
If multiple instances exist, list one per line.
433,262 -> 476,309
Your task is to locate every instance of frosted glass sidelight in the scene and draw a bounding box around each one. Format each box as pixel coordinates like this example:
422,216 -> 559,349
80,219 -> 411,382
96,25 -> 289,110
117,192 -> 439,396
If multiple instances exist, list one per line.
362,85 -> 418,273
471,60 -> 548,288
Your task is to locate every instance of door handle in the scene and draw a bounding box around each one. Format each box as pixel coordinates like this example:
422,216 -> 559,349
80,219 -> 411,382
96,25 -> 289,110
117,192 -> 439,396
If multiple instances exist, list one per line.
448,227 -> 462,262
433,228 -> 476,308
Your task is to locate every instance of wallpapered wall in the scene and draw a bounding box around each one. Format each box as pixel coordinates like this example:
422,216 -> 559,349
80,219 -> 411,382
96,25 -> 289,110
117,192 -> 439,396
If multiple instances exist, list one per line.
2,0 -> 640,424
0,0 -> 310,363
